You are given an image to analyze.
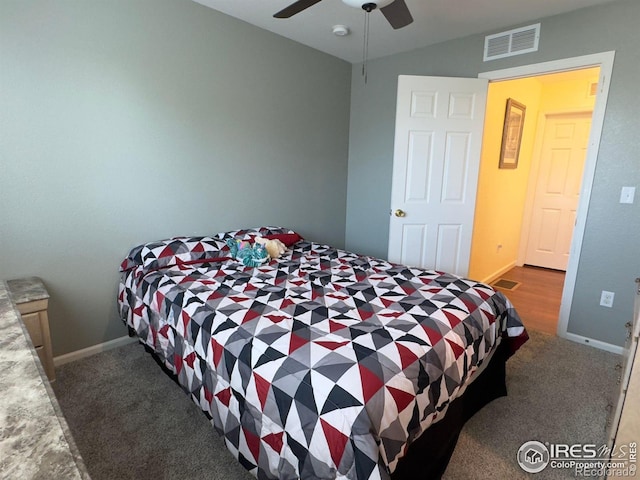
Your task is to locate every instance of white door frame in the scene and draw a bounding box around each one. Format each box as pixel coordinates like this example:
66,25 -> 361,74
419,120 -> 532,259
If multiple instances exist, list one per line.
478,51 -> 615,345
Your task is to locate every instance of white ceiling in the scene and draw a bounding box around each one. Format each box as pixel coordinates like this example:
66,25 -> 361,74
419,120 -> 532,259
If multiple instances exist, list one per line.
193,0 -> 619,63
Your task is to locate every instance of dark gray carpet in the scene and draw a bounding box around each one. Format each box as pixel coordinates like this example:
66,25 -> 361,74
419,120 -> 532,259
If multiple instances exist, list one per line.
52,331 -> 619,480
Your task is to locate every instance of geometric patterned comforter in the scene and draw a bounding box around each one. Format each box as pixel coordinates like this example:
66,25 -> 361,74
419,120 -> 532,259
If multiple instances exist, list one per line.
118,227 -> 528,480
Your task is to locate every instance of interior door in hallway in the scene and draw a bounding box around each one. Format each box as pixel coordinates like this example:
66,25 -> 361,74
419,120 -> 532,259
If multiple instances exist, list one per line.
525,111 -> 592,270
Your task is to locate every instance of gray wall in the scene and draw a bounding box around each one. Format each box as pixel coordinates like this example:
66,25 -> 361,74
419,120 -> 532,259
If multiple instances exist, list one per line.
0,0 -> 351,355
346,0 -> 639,347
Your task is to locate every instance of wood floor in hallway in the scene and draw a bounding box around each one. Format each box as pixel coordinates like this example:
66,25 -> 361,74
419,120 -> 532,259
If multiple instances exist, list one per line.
492,265 -> 565,335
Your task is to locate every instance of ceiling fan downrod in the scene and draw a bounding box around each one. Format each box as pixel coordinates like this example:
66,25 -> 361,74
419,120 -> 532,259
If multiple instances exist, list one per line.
361,4 -> 376,83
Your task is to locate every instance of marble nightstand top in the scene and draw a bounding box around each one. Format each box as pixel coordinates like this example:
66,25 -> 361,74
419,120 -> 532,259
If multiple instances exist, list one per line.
0,281 -> 90,479
7,276 -> 50,305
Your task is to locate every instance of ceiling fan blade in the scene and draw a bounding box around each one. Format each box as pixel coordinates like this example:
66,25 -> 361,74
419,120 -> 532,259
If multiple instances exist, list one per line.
380,0 -> 413,29
274,0 -> 324,18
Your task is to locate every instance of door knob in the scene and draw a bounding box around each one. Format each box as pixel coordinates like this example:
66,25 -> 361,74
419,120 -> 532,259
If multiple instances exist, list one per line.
394,209 -> 406,218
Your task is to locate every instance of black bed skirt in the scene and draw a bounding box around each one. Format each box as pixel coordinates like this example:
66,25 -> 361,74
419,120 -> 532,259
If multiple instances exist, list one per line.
391,340 -> 509,480
133,327 -> 509,480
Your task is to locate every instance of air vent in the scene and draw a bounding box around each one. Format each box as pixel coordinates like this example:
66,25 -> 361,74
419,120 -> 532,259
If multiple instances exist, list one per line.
484,23 -> 540,61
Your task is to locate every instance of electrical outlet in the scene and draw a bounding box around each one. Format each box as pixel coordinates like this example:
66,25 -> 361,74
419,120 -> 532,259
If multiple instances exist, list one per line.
620,186 -> 635,204
600,290 -> 615,308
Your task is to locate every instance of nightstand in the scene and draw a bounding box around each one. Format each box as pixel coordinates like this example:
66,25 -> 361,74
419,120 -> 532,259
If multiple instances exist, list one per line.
8,277 -> 55,382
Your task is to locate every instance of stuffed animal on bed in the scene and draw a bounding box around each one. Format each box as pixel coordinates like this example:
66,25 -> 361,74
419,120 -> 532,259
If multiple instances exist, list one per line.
226,239 -> 269,267
255,237 -> 286,259
226,237 -> 287,267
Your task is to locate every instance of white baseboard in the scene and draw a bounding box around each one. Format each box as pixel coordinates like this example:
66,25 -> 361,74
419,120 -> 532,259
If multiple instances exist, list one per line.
561,331 -> 624,355
54,335 -> 138,367
480,261 -> 517,285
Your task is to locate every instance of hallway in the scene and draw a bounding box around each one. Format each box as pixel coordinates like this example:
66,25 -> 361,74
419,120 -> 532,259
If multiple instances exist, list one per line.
492,266 -> 565,335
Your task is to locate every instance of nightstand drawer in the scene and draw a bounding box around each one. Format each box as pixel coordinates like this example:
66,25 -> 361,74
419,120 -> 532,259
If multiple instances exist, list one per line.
16,298 -> 48,315
22,311 -> 44,347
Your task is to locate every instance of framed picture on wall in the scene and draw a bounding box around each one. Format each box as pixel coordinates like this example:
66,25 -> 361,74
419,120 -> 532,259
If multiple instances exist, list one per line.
499,98 -> 526,169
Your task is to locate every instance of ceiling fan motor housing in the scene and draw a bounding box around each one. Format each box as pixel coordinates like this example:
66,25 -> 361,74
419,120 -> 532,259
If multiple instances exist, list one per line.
342,0 -> 395,9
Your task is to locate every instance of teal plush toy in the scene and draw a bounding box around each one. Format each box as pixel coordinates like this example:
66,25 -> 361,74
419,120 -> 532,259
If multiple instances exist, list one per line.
226,238 -> 269,267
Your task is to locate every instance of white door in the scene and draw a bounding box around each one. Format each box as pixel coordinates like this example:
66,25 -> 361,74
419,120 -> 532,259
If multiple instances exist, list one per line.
388,75 -> 488,277
525,112 -> 592,271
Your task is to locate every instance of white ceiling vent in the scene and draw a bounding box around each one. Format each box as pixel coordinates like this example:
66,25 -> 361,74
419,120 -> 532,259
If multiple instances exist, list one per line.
484,23 -> 540,61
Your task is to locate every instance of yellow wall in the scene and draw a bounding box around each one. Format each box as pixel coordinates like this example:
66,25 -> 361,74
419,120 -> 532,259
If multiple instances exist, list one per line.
468,77 -> 542,281
468,68 -> 599,282
538,69 -> 600,112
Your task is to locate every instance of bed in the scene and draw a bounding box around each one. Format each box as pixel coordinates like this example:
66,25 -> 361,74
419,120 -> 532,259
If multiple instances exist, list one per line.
118,227 -> 528,480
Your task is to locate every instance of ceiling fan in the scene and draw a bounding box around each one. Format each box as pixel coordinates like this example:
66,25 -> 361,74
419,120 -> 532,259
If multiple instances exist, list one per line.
274,0 -> 414,30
